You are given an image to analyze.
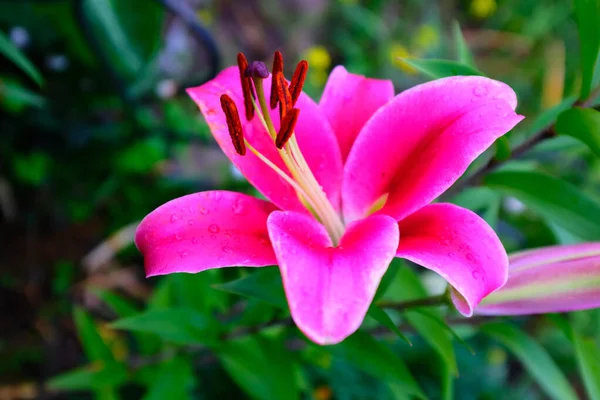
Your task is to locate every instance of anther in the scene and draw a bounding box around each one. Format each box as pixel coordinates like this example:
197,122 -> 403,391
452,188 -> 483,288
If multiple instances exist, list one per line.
275,71 -> 292,116
220,94 -> 246,155
245,61 -> 269,79
276,108 -> 300,149
288,60 -> 308,106
270,51 -> 284,109
236,53 -> 255,121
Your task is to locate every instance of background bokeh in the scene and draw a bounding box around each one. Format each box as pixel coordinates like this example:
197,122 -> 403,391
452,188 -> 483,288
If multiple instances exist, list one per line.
1,0 -> 600,399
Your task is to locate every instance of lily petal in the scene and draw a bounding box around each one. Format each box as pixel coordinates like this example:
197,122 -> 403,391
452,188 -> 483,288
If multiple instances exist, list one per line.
319,66 -> 395,161
342,76 -> 524,223
268,211 -> 399,345
477,243 -> 600,315
135,191 -> 278,277
396,203 -> 508,316
187,67 -> 343,212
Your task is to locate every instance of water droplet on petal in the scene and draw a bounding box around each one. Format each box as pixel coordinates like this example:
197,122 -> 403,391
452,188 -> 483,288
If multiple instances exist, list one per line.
225,233 -> 232,239
208,224 -> 220,233
472,269 -> 481,280
170,214 -> 179,222
466,253 -> 475,262
192,238 -> 198,244
222,246 -> 233,253
210,235 -> 217,240
473,85 -> 489,97
199,207 -> 209,215
188,219 -> 194,226
175,233 -> 182,240
232,198 -> 247,215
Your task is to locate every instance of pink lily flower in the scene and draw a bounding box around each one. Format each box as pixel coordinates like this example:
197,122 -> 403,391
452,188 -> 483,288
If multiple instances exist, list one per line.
135,52 -> 524,345
477,243 -> 600,315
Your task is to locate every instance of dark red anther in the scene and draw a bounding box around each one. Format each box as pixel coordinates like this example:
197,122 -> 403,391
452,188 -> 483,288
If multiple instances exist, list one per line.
237,53 -> 255,121
288,60 -> 308,106
270,51 -> 284,109
275,71 -> 292,117
276,108 -> 300,149
220,94 -> 246,155
245,61 -> 269,79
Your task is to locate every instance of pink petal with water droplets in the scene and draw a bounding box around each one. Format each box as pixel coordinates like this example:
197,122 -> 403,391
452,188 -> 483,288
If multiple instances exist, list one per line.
268,211 -> 399,345
187,66 -> 343,212
135,191 -> 278,277
396,203 -> 508,317
477,244 -> 600,315
319,66 -> 394,161
342,75 -> 524,223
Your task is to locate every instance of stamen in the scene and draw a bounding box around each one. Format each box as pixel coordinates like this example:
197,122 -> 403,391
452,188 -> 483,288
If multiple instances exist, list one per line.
275,72 -> 292,116
245,61 -> 269,79
270,51 -> 284,109
236,53 -> 255,121
220,94 -> 246,155
276,108 -> 300,149
288,60 -> 308,106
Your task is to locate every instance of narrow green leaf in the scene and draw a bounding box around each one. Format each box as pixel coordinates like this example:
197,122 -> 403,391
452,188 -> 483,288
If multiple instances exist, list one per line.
573,331 -> 600,400
171,270 -> 226,312
73,307 -> 115,363
400,58 -> 482,79
555,108 -> 600,156
330,331 -> 425,399
383,263 -> 458,375
494,136 -> 512,161
47,362 -> 128,391
481,322 -> 578,400
451,187 -> 501,228
452,21 -> 476,67
142,358 -> 195,400
93,289 -> 139,317
485,169 -> 600,240
511,96 -> 576,146
217,334 -> 299,400
367,304 -> 412,346
0,30 -> 43,86
0,79 -> 45,112
574,0 -> 600,99
213,267 -> 287,308
111,308 -> 217,345
409,308 -> 475,355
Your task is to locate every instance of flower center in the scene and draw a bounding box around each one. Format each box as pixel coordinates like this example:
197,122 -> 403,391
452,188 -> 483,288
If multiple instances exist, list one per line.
220,52 -> 345,244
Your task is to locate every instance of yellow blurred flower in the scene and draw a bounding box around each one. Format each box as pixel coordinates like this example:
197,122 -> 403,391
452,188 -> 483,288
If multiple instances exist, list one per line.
487,346 -> 507,365
389,43 -> 417,74
470,0 -> 497,19
197,9 -> 214,25
413,25 -> 439,52
304,46 -> 332,70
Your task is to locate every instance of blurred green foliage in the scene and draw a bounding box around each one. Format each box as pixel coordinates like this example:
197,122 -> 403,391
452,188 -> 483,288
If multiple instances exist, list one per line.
2,0 -> 600,399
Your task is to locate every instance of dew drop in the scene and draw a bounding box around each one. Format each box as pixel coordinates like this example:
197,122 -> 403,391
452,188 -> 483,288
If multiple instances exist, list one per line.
175,233 -> 182,240
473,85 -> 489,97
208,224 -> 220,233
210,235 -> 217,240
222,246 -> 233,253
170,214 -> 179,222
180,251 -> 188,258
199,207 -> 209,215
192,238 -> 198,244
472,269 -> 481,280
225,233 -> 232,239
466,253 -> 475,262
188,219 -> 194,226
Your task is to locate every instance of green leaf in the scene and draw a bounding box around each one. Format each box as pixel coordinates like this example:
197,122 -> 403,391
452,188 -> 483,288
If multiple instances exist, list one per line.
573,330 -> 600,400
111,308 -> 217,345
452,21 -> 476,67
480,322 -> 578,400
142,358 -> 196,400
383,263 -> 458,375
494,136 -> 512,161
400,58 -> 482,79
171,270 -> 226,313
367,304 -> 412,346
409,308 -> 475,355
217,334 -> 299,400
511,96 -> 576,146
213,267 -> 287,308
47,362 -> 128,391
555,108 -> 600,156
574,0 -> 600,99
0,79 -> 45,113
329,331 -> 425,399
450,187 -> 501,228
485,169 -> 600,240
0,30 -> 43,86
93,289 -> 139,317
73,307 -> 115,363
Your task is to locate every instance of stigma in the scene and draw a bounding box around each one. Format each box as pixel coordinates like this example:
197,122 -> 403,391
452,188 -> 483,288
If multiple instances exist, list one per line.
218,51 -> 345,244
